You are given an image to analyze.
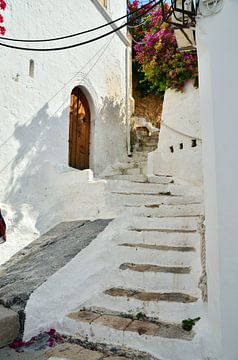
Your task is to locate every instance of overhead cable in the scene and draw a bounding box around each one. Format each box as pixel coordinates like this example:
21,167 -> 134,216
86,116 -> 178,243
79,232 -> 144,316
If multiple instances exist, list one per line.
0,1 -> 160,52
0,0 -> 157,43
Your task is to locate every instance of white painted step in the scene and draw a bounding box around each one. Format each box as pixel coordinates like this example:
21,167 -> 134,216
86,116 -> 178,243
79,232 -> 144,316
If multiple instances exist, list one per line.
130,216 -> 200,232
116,230 -> 201,248
113,265 -> 201,294
115,244 -> 198,267
104,174 -> 147,183
130,203 -> 204,218
148,175 -> 174,184
106,180 -> 202,197
82,292 -> 203,323
61,315 -> 202,360
107,193 -> 203,208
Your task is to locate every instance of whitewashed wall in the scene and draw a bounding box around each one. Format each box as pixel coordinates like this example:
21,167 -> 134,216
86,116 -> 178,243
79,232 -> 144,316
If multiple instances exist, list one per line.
197,1 -> 238,359
148,82 -> 203,185
0,0 -> 129,263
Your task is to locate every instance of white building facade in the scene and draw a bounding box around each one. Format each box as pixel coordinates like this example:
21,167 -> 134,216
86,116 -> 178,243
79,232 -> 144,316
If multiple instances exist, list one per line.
196,1 -> 238,358
0,0 -> 131,263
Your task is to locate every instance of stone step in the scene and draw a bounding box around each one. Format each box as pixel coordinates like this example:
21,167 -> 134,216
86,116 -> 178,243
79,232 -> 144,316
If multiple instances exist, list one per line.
63,308 -> 202,360
0,305 -> 19,347
148,175 -> 174,184
104,288 -> 198,303
106,180 -> 201,196
105,174 -> 147,183
119,263 -> 192,274
116,230 -> 201,249
124,167 -> 141,176
107,193 -> 203,208
130,216 -> 200,232
128,153 -> 148,162
114,262 -> 201,294
83,292 -> 202,323
116,244 -> 198,267
66,307 -> 194,342
119,243 -> 196,252
131,203 -> 204,217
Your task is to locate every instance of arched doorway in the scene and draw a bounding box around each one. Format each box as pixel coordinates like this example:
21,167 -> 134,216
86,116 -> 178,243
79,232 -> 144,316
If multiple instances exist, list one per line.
69,87 -> 91,170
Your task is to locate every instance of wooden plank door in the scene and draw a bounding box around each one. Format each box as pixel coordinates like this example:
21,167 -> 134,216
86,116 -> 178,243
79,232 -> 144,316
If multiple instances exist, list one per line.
69,87 -> 91,170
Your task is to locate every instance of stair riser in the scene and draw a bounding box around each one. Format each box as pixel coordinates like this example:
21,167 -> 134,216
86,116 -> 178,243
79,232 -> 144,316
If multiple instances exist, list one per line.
83,294 -> 203,323
106,182 -> 201,197
130,217 -> 199,232
105,175 -> 147,182
107,194 -> 203,208
116,230 -> 201,248
63,318 -> 202,360
116,246 -> 198,267
148,175 -> 174,184
132,204 -> 204,217
113,267 -> 201,293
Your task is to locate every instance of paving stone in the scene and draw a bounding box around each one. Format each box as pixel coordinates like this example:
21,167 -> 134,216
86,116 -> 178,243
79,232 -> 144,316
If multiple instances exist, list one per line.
76,349 -> 104,359
126,320 -> 159,336
93,315 -> 132,331
45,343 -> 104,359
45,343 -> 84,358
0,305 -> 19,347
67,310 -> 100,323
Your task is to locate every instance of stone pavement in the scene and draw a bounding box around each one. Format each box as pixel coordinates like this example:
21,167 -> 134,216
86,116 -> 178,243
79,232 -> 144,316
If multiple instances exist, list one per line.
0,343 -> 138,360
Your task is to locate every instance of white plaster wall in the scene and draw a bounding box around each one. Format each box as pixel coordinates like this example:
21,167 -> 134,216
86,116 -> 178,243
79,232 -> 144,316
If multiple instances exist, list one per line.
0,0 -> 129,263
149,82 -> 203,185
196,2 -> 238,359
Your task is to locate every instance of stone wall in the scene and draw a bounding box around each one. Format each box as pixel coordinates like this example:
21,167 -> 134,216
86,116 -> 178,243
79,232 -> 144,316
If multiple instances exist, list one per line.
133,89 -> 163,128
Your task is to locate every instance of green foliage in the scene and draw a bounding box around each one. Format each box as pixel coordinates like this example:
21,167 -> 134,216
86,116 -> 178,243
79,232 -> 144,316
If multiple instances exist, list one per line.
136,312 -> 146,320
182,317 -> 201,331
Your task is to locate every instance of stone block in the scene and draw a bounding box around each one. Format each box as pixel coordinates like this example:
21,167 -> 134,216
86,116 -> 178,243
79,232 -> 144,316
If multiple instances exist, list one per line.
0,305 -> 19,348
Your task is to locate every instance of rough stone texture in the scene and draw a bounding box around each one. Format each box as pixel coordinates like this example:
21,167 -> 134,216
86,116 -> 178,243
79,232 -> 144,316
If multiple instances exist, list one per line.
93,315 -> 132,331
126,319 -> 194,340
119,263 -> 191,274
67,308 -> 194,342
126,320 -> 158,336
0,305 -> 19,348
0,219 -> 111,335
0,341 -> 156,360
45,343 -> 104,360
104,288 -> 198,303
67,311 -> 100,324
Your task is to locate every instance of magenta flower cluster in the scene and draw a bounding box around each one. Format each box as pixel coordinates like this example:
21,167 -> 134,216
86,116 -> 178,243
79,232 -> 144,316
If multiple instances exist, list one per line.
128,1 -> 198,92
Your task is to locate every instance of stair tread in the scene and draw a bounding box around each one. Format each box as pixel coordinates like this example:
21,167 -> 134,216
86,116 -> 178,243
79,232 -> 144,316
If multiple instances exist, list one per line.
119,243 -> 196,252
104,288 -> 198,303
119,263 -> 191,274
67,308 -> 194,341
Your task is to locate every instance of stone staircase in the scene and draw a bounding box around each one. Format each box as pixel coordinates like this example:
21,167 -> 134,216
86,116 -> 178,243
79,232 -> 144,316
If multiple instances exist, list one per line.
0,129 -> 205,359
46,132 -> 204,360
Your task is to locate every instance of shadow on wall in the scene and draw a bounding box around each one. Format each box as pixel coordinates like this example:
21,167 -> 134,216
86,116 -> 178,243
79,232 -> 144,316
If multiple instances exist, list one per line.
3,104 -> 68,230
95,96 -> 127,174
3,104 -> 106,235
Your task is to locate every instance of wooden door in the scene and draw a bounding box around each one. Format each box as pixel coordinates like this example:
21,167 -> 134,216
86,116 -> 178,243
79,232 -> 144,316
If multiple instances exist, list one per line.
69,87 -> 91,170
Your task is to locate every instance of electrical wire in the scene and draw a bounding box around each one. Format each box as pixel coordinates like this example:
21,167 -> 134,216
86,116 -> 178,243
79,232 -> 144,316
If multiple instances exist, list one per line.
0,0 -> 157,43
0,1 -> 160,52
